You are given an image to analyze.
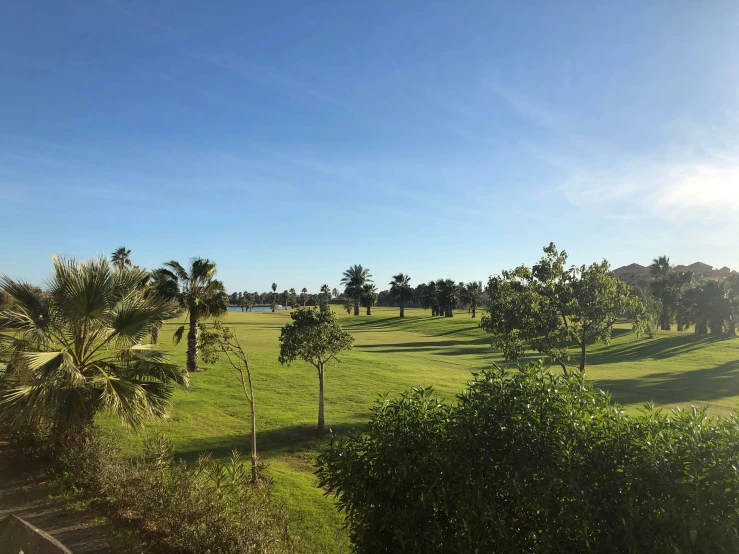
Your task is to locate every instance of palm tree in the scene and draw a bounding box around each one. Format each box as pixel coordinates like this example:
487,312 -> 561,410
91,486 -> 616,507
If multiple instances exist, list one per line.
111,246 -> 132,271
389,273 -> 413,318
649,255 -> 672,279
332,288 -> 338,299
271,283 -> 278,312
0,256 -> 188,440
361,283 -> 378,315
421,281 -> 440,316
437,279 -> 459,317
156,258 -> 228,372
301,287 -> 308,306
320,284 -> 331,305
341,265 -> 372,316
462,281 -> 484,318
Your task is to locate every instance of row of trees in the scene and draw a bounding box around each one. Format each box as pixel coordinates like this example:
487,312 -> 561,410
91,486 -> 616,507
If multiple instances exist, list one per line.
646,255 -> 739,335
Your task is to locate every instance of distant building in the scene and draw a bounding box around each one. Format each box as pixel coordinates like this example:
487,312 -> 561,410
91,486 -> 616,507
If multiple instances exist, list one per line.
611,263 -> 651,287
612,261 -> 736,286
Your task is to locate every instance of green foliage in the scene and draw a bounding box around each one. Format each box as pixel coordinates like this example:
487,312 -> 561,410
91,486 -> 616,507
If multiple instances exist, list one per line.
480,243 -> 640,371
631,287 -> 662,338
50,430 -> 296,553
278,308 -> 354,370
0,256 -> 187,437
317,362 -> 739,553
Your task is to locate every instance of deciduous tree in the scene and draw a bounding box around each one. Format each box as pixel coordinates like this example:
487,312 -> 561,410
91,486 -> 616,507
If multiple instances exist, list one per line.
278,307 -> 353,432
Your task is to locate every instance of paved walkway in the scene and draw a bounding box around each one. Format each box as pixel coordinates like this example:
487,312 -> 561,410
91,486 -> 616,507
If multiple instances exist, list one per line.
0,442 -> 117,553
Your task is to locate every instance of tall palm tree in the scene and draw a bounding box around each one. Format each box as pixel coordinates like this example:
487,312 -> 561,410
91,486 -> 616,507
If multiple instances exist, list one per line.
649,255 -> 672,279
111,246 -> 132,271
156,258 -> 228,372
361,283 -> 378,315
389,273 -> 413,318
0,256 -> 187,440
271,282 -> 278,312
463,281 -> 484,318
332,287 -> 338,299
319,284 -> 331,306
341,265 -> 372,316
301,287 -> 308,306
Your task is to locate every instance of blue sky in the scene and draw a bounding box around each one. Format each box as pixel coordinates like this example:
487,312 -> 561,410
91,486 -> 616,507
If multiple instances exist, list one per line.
2,1 -> 739,293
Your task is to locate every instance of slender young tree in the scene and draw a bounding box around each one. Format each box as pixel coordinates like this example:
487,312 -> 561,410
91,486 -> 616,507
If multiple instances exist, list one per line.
341,265 -> 372,316
200,322 -> 260,481
156,258 -> 229,372
278,307 -> 354,432
389,273 -> 413,318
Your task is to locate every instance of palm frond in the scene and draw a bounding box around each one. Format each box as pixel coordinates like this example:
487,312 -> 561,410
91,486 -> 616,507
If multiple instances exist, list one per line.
173,325 -> 185,345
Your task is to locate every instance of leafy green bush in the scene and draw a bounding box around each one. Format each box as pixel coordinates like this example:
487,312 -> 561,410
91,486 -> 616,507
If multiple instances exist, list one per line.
317,363 -> 739,553
50,432 -> 297,553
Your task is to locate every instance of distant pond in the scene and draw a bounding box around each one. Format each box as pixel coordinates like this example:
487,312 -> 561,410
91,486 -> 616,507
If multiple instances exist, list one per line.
227,305 -> 292,312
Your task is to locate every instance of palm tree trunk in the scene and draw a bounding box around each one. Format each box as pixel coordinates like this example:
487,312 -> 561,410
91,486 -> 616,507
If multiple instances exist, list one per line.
400,302 -> 404,318
354,298 -> 359,316
471,305 -> 476,318
187,312 -> 199,372
317,363 -> 325,432
366,305 -> 371,315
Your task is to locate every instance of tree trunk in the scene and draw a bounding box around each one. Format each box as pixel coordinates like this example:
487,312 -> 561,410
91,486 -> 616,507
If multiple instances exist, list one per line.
471,305 -> 476,318
151,325 -> 160,344
677,321 -> 684,332
366,306 -> 371,315
579,343 -> 587,372
317,363 -> 325,432
400,302 -> 404,318
446,305 -> 453,317
250,398 -> 258,482
354,299 -> 359,316
187,312 -> 199,372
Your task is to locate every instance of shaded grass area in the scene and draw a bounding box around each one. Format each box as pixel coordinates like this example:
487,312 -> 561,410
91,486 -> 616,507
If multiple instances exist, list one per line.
98,307 -> 739,551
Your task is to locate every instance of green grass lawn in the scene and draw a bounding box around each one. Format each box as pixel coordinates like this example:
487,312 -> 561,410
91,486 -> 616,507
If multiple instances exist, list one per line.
98,307 -> 739,551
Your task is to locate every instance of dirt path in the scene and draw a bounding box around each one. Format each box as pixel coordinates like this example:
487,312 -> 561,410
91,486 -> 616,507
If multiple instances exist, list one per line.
0,442 -> 117,553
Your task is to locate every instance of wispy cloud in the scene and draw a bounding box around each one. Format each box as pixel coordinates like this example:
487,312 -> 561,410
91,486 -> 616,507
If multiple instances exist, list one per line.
486,82 -> 739,225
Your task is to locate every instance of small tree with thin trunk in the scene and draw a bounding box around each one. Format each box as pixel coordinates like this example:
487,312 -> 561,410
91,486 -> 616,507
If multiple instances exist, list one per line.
199,321 -> 260,482
278,307 -> 353,433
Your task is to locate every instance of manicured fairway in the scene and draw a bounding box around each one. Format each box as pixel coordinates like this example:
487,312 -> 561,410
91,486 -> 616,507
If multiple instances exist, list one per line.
98,307 -> 739,551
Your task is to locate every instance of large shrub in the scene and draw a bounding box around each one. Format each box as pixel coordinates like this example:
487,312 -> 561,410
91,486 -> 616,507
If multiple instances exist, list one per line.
47,431 -> 296,554
317,363 -> 739,553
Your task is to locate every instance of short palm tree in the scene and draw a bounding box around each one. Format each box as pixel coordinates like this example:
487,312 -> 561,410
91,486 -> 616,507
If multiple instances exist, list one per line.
156,258 -> 228,372
111,246 -> 132,271
341,265 -> 372,316
389,273 -> 413,318
0,256 -> 187,440
361,283 -> 378,315
463,281 -> 484,318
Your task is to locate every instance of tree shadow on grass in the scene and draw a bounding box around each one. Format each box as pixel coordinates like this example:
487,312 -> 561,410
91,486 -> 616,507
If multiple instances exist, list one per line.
592,359 -> 739,407
174,423 -> 366,463
356,337 -> 491,357
589,334 -> 731,365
